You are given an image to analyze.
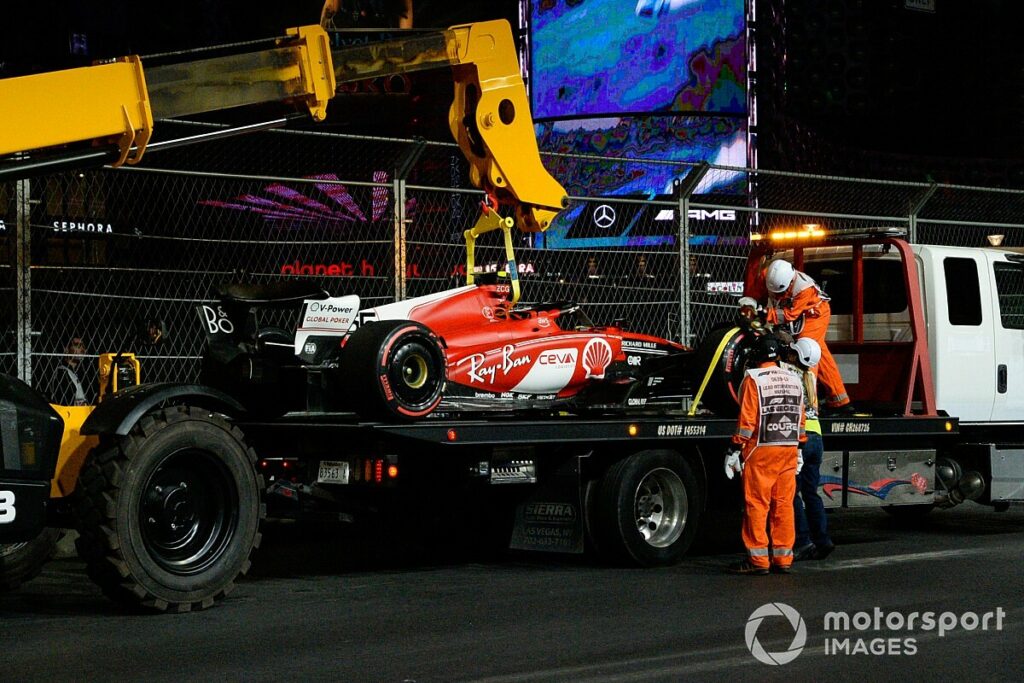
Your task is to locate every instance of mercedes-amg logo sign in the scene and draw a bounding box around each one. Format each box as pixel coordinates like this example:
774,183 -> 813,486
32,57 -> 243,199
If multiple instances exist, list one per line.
745,602 -> 807,665
593,204 -> 616,229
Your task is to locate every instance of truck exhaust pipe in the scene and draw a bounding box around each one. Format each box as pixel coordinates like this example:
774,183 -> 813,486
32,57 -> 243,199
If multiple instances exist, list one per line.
934,458 -> 985,508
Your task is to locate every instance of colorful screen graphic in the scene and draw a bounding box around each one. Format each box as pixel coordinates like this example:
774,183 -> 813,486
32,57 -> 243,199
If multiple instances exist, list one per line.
530,0 -> 746,119
535,115 -> 746,249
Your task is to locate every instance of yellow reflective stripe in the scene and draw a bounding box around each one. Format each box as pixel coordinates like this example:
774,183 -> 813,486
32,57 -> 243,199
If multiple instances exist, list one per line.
736,428 -> 753,439
749,548 -> 769,556
806,417 -> 821,434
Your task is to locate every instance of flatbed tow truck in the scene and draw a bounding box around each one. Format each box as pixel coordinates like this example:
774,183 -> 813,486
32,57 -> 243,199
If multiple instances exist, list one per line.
2,22 -> 1021,612
237,408 -> 959,557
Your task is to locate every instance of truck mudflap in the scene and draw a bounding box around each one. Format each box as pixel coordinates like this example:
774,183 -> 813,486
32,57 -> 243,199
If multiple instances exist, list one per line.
509,455 -> 586,554
0,374 -> 65,542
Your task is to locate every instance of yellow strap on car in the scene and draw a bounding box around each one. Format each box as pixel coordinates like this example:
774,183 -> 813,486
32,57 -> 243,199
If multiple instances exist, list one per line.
465,202 -> 519,305
688,327 -> 740,416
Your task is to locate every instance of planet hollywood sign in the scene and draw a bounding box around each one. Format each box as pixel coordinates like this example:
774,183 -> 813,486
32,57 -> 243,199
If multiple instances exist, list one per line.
281,260 -> 540,278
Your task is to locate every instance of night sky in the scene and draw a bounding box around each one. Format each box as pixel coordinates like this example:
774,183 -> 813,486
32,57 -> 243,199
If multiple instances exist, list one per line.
774,0 -> 1024,160
2,1 -> 1023,174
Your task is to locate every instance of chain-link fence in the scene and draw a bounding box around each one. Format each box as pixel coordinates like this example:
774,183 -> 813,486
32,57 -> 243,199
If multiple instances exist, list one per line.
4,122 -> 1024,402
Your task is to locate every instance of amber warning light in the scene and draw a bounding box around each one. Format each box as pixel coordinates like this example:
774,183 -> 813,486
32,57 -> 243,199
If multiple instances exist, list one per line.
750,224 -> 827,244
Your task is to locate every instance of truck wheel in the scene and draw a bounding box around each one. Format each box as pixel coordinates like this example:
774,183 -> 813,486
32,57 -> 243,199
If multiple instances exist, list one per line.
0,528 -> 61,592
592,451 -> 703,566
73,406 -> 264,612
339,320 -> 446,420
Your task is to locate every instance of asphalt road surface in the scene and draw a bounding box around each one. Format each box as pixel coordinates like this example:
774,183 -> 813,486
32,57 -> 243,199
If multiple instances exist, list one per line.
3,503 -> 1023,682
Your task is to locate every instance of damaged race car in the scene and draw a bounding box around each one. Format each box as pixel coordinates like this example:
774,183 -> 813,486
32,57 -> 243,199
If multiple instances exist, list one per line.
199,205 -> 692,422
198,275 -> 691,421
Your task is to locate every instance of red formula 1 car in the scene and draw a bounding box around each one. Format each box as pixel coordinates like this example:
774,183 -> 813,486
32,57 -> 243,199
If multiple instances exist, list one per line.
198,275 -> 690,421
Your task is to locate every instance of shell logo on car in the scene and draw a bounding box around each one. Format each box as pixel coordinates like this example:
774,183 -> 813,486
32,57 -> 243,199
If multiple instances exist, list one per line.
583,338 -> 613,379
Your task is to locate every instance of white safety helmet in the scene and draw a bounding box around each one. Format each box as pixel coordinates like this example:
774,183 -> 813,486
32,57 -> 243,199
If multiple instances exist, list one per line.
765,259 -> 796,294
790,337 -> 821,369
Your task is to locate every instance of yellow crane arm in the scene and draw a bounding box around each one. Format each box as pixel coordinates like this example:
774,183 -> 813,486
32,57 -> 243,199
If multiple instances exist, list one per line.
0,20 -> 566,233
0,26 -> 334,167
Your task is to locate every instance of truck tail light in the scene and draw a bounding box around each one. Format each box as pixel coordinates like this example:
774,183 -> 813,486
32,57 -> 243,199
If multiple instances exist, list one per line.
351,456 -> 398,485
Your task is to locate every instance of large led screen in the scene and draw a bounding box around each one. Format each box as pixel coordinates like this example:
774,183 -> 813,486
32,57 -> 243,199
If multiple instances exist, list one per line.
535,115 -> 746,249
530,0 -> 746,119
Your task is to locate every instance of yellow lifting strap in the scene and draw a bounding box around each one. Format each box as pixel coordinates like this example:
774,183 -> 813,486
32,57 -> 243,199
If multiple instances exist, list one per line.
465,202 -> 520,306
688,327 -> 741,416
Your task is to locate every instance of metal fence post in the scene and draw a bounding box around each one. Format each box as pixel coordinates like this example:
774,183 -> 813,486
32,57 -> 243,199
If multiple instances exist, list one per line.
392,139 -> 427,302
675,163 -> 709,345
392,176 -> 407,302
15,177 -> 31,383
908,182 -> 938,244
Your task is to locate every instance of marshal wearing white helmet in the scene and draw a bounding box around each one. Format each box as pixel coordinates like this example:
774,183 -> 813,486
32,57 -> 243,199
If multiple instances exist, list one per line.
790,337 -> 822,369
765,259 -> 796,295
760,258 -> 851,411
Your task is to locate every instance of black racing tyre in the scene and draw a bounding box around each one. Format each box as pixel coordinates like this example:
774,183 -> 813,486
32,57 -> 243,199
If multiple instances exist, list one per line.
0,528 -> 61,592
591,450 -> 704,567
338,320 -> 446,421
73,406 -> 264,612
690,324 -> 756,418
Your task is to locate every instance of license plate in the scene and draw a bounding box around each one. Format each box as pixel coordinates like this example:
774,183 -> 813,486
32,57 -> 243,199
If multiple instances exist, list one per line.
317,460 -> 350,484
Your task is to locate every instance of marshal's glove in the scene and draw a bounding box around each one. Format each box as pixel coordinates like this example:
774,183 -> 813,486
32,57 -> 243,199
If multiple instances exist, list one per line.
724,448 -> 744,480
796,448 -> 804,475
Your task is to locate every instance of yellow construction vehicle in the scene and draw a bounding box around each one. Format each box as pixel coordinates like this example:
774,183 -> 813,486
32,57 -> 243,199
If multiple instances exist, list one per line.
0,20 -> 567,607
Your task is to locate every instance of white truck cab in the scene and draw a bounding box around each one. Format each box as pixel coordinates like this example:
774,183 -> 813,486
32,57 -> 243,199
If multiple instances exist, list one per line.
916,245 -> 1024,422
786,239 -> 1024,423
748,228 -> 1024,510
